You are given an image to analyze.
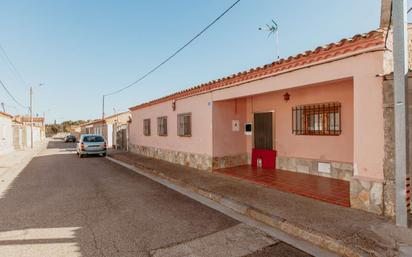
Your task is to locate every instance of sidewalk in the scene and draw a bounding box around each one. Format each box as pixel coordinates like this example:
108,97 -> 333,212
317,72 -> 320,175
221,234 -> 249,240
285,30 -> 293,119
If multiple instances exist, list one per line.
0,140 -> 48,198
108,151 -> 412,257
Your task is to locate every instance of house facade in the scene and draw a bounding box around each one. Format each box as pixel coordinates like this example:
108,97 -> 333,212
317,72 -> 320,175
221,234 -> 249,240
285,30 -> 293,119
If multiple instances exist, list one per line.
13,115 -> 46,143
104,111 -> 131,149
80,119 -> 106,136
0,112 -> 14,155
0,113 -> 48,153
78,112 -> 131,149
128,28 -> 411,216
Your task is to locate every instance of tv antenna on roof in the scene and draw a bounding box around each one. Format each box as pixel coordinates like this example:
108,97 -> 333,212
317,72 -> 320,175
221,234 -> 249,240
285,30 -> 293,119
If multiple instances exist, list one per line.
259,20 -> 280,60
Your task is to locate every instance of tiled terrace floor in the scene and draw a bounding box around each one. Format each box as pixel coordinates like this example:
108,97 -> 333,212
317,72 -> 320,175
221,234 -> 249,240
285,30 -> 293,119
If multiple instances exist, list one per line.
214,165 -> 350,207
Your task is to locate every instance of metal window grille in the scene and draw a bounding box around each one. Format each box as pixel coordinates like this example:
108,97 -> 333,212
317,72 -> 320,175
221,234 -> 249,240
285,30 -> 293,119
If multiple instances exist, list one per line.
143,119 -> 151,136
292,102 -> 341,136
157,116 -> 167,136
177,113 -> 191,136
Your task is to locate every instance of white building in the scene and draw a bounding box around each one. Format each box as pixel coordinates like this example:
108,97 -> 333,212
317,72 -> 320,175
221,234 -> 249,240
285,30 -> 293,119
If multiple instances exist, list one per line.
0,112 -> 14,155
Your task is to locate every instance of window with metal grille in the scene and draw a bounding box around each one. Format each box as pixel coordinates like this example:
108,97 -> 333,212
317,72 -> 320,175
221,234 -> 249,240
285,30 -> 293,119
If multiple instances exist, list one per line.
292,102 -> 341,135
143,119 -> 151,136
177,113 -> 191,137
157,116 -> 167,136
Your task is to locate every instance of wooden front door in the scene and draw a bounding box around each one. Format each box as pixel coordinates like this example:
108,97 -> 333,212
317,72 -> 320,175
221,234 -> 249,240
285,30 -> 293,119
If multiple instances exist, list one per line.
254,112 -> 273,150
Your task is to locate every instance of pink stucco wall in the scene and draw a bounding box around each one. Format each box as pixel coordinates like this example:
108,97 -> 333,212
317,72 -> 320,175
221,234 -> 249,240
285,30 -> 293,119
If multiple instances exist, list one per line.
253,80 -> 353,162
211,80 -> 353,163
130,51 -> 385,180
212,98 -> 247,157
129,93 -> 213,155
210,52 -> 385,180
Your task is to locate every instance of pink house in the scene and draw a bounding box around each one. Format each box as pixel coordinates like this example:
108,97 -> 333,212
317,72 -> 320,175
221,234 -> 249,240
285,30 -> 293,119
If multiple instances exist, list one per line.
128,27 -> 411,216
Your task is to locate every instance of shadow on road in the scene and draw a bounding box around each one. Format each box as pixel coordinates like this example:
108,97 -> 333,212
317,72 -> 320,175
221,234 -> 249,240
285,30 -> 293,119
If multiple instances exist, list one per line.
0,140 -> 237,257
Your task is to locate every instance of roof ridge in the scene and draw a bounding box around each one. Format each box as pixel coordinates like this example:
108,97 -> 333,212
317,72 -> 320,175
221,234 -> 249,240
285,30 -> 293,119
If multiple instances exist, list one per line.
0,111 -> 13,119
130,28 -> 385,111
104,111 -> 130,120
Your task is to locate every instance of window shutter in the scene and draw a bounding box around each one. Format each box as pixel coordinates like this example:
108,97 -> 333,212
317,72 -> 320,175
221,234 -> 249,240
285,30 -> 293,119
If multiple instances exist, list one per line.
143,119 -> 151,136
178,115 -> 182,136
177,113 -> 191,136
157,117 -> 167,136
185,115 -> 191,135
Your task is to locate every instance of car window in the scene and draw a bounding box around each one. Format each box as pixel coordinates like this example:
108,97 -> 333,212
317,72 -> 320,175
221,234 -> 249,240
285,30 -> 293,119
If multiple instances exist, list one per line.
83,136 -> 104,142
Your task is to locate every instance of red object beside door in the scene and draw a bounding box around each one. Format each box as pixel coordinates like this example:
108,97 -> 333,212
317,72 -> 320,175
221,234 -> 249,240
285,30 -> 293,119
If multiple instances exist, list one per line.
252,148 -> 276,169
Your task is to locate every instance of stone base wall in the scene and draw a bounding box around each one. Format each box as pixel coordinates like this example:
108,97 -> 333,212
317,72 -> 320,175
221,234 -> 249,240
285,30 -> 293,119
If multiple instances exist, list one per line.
383,79 -> 396,217
350,177 -> 384,215
276,156 -> 353,181
129,144 -> 212,170
382,77 -> 412,217
213,153 -> 249,169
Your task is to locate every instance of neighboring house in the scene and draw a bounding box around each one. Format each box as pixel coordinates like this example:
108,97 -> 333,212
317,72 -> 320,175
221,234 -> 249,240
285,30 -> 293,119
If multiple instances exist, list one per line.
14,115 -> 45,127
128,27 -> 411,217
79,119 -> 105,136
69,125 -> 82,139
12,119 -> 25,150
13,115 -> 46,143
104,111 -> 131,150
78,112 -> 131,150
0,112 -> 14,155
71,125 -> 81,133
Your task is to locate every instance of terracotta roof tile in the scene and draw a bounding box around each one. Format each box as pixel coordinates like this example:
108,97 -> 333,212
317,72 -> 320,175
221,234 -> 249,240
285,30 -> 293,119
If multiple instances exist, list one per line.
130,29 -> 385,111
103,111 -> 130,121
79,119 -> 104,127
0,111 -> 13,119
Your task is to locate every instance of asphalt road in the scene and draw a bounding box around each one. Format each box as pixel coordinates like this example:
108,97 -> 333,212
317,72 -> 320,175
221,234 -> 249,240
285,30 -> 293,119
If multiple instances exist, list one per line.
0,140 -> 311,257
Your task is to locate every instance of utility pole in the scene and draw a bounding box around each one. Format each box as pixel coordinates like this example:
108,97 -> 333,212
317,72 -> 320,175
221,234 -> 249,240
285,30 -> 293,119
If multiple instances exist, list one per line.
1,102 -> 5,112
393,0 -> 410,227
30,86 -> 33,149
102,95 -> 105,120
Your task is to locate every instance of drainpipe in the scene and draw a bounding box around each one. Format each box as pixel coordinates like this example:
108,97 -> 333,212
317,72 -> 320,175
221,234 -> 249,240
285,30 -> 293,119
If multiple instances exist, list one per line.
392,0 -> 410,227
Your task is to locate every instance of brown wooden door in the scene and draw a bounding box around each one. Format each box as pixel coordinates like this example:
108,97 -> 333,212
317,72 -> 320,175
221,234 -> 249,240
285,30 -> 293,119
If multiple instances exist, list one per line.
254,112 -> 273,149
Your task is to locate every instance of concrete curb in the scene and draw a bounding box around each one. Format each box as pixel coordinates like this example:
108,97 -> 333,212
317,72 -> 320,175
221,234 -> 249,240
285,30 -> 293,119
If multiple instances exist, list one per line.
106,155 -> 371,257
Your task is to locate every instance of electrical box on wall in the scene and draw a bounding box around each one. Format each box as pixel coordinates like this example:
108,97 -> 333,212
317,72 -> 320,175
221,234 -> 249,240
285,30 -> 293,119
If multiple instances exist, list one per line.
232,120 -> 240,132
244,123 -> 252,135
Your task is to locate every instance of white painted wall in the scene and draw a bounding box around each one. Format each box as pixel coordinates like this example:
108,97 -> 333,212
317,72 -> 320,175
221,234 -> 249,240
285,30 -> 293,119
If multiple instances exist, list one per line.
0,116 -> 13,155
107,124 -> 113,148
25,126 -> 42,147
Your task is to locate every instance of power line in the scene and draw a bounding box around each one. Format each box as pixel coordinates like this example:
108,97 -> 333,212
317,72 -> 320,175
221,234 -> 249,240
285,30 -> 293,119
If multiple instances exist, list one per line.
104,0 -> 241,97
0,43 -> 28,87
0,79 -> 27,109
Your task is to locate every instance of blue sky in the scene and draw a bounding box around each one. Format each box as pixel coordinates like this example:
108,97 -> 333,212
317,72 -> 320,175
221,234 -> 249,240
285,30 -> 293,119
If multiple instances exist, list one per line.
0,0 -> 383,123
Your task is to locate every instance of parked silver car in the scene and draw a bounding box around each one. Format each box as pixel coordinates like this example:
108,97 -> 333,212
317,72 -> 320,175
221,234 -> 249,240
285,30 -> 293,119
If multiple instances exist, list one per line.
76,134 -> 107,158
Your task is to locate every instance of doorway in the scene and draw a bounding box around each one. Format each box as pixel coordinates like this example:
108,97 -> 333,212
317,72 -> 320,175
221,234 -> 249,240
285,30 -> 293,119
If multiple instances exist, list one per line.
254,112 -> 273,150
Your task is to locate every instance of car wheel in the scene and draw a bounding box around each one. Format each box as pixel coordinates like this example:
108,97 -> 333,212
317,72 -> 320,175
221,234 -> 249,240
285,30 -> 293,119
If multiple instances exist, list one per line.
79,154 -> 83,158
102,153 -> 106,157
